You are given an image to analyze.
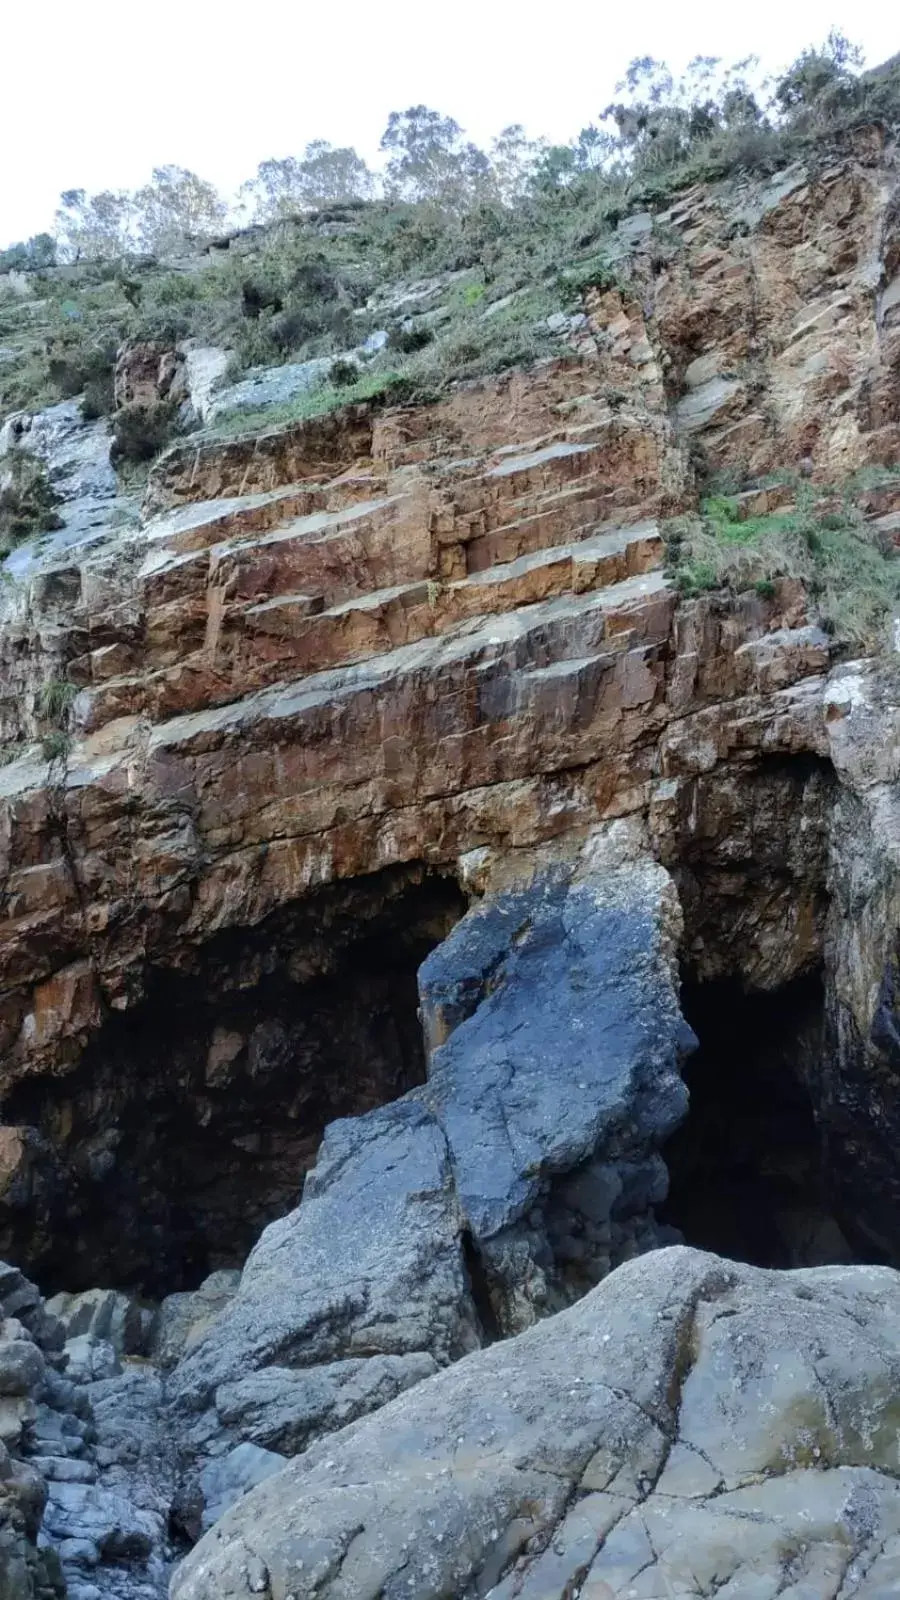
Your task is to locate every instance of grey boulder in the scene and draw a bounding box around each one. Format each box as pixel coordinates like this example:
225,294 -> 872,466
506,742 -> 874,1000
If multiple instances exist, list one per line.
171,1244 -> 900,1599
168,831 -> 693,1459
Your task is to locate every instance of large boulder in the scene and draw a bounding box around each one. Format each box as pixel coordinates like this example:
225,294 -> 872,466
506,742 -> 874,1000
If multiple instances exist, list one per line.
167,1096 -> 478,1433
168,829 -> 693,1455
417,831 -> 692,1332
171,1244 -> 900,1599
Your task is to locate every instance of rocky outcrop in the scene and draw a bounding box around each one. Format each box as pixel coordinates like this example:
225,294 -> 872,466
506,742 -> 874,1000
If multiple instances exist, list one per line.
172,1243 -> 900,1600
0,1259 -> 174,1600
6,133 -> 900,1600
0,345 -> 829,1272
584,133 -> 900,480
811,660 -> 900,1260
166,827 -> 692,1453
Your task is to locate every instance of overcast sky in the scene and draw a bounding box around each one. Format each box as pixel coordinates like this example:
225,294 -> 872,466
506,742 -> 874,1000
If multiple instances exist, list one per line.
1,1 -> 896,246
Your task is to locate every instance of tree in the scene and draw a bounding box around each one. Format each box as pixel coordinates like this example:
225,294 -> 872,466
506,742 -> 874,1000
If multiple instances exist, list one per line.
241,143 -> 375,221
597,54 -> 772,175
0,234 -> 57,273
291,141 -> 375,206
380,106 -> 491,210
132,166 -> 228,256
54,189 -> 134,261
774,29 -> 863,118
486,125 -> 546,205
529,126 -> 621,194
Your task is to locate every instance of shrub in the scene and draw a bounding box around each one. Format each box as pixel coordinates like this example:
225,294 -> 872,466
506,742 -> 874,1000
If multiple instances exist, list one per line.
667,488 -> 900,649
559,253 -> 623,294
38,677 -> 78,722
387,323 -> 435,354
328,358 -> 360,386
0,452 -> 63,552
47,335 -> 118,403
40,730 -> 71,763
110,399 -> 178,464
81,371 -> 116,419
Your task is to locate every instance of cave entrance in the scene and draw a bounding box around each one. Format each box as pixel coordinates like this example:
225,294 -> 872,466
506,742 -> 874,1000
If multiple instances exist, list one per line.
660,972 -> 857,1269
1,866 -> 466,1298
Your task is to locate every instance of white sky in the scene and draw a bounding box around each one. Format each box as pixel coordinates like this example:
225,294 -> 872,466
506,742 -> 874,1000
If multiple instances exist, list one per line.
1,0 -> 896,247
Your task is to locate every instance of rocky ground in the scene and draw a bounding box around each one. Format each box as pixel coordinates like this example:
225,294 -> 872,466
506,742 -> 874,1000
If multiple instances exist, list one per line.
3,130 -> 900,1597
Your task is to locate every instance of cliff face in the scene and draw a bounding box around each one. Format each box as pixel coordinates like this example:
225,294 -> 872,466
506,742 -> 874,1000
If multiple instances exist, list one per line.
3,129 -> 900,1599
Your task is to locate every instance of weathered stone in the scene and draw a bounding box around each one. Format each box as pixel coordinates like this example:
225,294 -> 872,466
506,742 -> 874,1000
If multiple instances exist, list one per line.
197,1444 -> 286,1533
168,1095 -> 478,1419
416,828 -> 692,1330
0,1340 -> 44,1398
171,1245 -> 900,1600
150,1272 -> 241,1370
167,828 -> 692,1466
47,1289 -> 146,1356
211,1353 -> 438,1455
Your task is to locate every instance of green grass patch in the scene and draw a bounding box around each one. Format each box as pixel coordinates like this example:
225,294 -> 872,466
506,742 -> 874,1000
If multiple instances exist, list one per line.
205,366 -> 413,439
0,451 -> 63,553
38,676 -> 78,723
668,489 -> 900,650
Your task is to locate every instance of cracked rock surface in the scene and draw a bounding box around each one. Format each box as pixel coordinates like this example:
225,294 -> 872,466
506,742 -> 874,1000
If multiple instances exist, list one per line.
167,828 -> 691,1455
171,1244 -> 900,1600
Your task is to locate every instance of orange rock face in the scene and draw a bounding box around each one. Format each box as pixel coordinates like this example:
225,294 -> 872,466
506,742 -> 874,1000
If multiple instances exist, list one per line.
9,141 -> 900,1231
0,354 -> 830,1094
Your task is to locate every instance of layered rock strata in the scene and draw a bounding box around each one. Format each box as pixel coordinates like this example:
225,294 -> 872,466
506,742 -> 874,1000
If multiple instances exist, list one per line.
3,134 -> 900,1600
0,352 -> 830,1267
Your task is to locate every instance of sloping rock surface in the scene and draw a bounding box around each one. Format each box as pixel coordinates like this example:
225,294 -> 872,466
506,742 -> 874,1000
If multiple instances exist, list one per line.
172,1243 -> 900,1600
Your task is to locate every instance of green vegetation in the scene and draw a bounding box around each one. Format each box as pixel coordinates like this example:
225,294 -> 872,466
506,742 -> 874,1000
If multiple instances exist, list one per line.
1,30 -> 899,500
37,677 -> 78,723
0,235 -> 56,273
204,275 -> 567,441
37,677 -> 77,765
667,484 -> 900,649
3,29 -> 895,432
206,368 -> 413,438
110,398 -> 179,464
0,451 -> 62,553
40,730 -> 71,763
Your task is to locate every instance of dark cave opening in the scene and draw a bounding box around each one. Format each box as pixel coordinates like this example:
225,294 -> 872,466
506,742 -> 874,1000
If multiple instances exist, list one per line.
0,866 -> 466,1298
659,971 -> 858,1270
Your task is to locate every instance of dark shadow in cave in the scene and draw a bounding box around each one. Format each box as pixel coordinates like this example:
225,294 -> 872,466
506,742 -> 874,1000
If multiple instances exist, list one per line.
1,866 -> 466,1298
659,971 -> 859,1270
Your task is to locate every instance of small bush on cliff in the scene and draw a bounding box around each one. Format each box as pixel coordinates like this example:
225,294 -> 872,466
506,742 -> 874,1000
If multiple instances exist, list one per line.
40,730 -> 71,763
0,451 -> 63,553
38,677 -> 78,723
669,487 -> 900,650
110,399 -> 179,464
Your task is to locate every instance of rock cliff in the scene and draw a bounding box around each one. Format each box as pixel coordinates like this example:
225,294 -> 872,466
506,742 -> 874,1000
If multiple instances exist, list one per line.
3,126 -> 900,1597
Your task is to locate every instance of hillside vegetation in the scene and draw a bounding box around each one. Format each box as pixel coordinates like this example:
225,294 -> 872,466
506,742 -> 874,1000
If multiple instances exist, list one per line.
2,32 -> 899,429
4,33 -> 900,651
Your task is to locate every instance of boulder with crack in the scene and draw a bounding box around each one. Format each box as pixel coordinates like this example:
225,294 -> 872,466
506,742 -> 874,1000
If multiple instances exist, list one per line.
168,828 -> 694,1460
171,1243 -> 900,1600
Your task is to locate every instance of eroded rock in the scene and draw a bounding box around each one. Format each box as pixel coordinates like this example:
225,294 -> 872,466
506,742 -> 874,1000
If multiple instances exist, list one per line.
171,1243 -> 900,1599
167,828 -> 693,1461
